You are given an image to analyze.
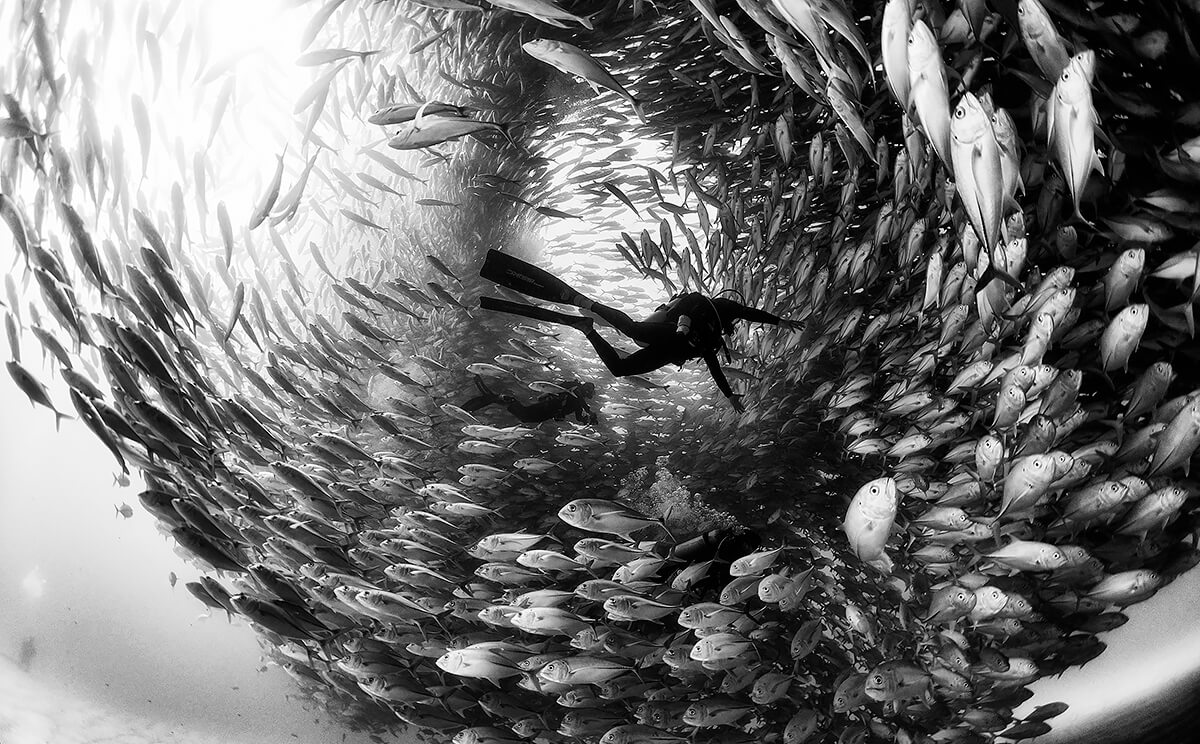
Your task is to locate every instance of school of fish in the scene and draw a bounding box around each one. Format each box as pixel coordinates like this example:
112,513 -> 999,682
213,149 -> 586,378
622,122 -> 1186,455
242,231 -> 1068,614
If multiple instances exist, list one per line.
3,0 -> 1200,743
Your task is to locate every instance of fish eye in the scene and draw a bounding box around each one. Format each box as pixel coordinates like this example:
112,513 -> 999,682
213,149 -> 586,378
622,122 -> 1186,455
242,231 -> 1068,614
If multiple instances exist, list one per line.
955,106 -> 965,118
871,673 -> 883,685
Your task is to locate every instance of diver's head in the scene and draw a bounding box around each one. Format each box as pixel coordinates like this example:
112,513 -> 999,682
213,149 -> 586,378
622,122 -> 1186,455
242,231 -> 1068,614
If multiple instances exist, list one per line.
578,382 -> 596,398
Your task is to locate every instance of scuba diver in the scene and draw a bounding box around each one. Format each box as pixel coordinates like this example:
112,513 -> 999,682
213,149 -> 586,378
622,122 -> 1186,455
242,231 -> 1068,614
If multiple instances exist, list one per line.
478,249 -> 793,412
462,376 -> 598,424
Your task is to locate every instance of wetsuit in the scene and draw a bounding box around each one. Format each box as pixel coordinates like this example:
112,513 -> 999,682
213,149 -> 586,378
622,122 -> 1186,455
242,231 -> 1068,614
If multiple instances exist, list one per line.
504,391 -> 596,424
463,379 -> 597,424
582,293 -> 781,399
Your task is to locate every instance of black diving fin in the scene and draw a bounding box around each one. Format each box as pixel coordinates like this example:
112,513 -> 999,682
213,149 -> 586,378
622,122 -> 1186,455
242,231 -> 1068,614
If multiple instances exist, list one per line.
479,249 -> 583,306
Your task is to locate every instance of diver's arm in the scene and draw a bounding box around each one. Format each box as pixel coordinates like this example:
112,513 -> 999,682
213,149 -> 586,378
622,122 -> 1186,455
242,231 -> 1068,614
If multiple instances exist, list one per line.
714,298 -> 781,325
703,351 -> 742,411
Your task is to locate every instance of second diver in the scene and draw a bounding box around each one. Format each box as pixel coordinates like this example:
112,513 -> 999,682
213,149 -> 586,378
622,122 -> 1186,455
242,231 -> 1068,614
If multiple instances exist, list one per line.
462,376 -> 598,424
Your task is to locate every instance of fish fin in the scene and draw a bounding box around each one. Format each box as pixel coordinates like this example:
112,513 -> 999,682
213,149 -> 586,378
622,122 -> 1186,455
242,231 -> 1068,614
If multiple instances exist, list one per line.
1072,204 -> 1096,229
1003,195 -> 1022,217
631,99 -> 648,125
1012,68 -> 1054,100
1044,99 -> 1057,148
412,101 -> 434,130
973,264 -> 1026,297
659,503 -> 678,543
499,121 -> 531,155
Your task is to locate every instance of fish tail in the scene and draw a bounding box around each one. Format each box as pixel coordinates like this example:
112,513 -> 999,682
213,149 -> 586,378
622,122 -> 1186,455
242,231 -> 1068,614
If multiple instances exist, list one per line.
631,99 -> 648,125
518,671 -> 539,691
53,409 -> 72,431
963,545 -> 990,571
658,503 -> 679,544
973,264 -> 1026,297
498,121 -> 525,149
1002,196 -> 1022,220
1072,203 -> 1096,229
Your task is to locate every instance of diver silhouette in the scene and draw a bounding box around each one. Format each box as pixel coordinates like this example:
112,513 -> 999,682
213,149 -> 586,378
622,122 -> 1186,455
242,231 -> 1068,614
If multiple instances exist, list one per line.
17,637 -> 36,672
462,375 -> 598,424
479,249 -> 790,412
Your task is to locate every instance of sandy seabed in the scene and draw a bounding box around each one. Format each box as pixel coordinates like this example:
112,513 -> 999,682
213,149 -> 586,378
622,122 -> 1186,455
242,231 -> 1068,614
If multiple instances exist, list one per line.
0,657 -> 228,744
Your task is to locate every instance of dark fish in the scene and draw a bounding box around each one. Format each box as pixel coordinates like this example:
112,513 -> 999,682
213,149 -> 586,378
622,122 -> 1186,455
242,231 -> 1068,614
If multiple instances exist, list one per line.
249,148 -> 286,229
223,283 -> 245,344
6,360 -> 71,429
340,208 -> 387,231
425,255 -> 461,284
299,0 -> 348,51
131,93 -> 151,177
602,181 -> 639,216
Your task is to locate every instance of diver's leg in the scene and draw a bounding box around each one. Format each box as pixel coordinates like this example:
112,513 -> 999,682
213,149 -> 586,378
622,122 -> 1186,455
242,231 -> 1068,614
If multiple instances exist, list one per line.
506,399 -> 558,423
461,395 -> 496,413
474,375 -> 493,396
583,330 -> 679,377
585,306 -> 679,349
460,376 -> 497,412
586,302 -> 638,334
